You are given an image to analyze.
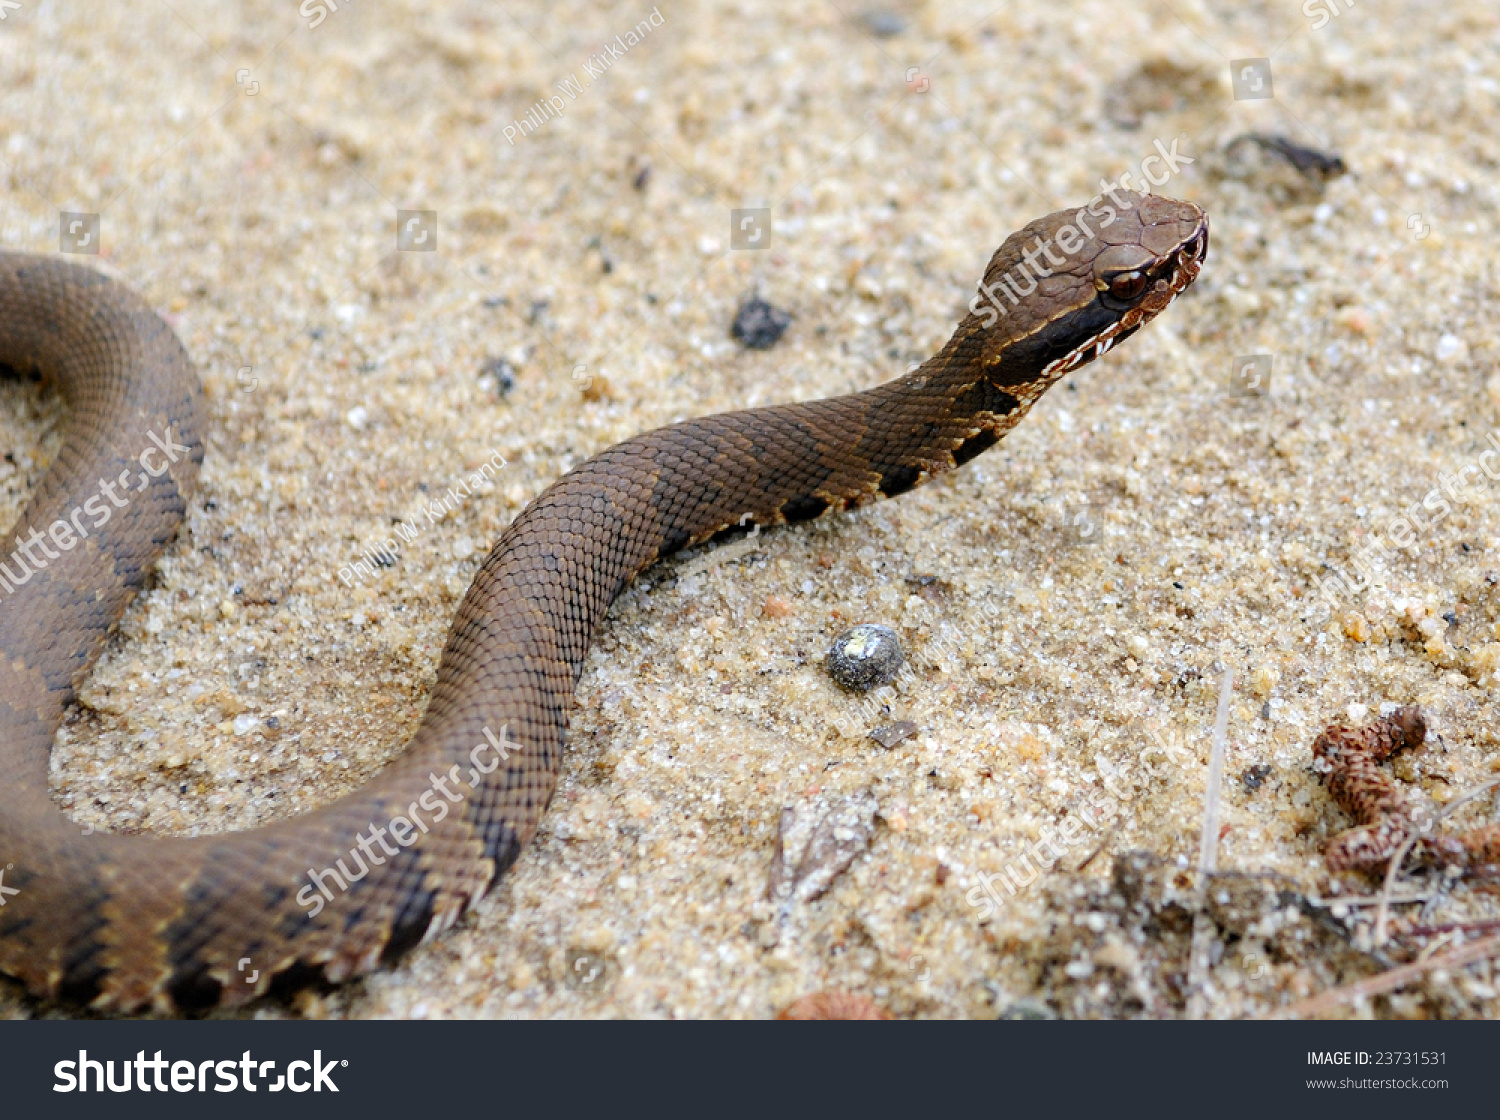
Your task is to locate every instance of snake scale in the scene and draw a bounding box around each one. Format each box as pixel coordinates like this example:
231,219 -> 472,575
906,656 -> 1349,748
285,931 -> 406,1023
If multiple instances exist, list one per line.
0,191 -> 1206,1013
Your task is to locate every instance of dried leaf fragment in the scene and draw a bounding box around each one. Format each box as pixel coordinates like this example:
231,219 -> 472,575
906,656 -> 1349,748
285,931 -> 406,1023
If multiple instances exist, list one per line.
767,791 -> 878,905
777,991 -> 892,1020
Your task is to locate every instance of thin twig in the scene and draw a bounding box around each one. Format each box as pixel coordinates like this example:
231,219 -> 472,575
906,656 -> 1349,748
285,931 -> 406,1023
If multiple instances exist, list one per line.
1198,665 -> 1234,877
1435,778 -> 1500,825
1306,893 -> 1433,909
1264,931 -> 1500,1018
1187,665 -> 1233,1020
1374,831 -> 1420,948
1416,929 -> 1462,962
1372,777 -> 1500,945
1406,920 -> 1500,938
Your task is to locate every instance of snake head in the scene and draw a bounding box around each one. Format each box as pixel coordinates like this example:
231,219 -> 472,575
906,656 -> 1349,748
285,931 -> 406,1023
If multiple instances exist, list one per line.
971,191 -> 1208,386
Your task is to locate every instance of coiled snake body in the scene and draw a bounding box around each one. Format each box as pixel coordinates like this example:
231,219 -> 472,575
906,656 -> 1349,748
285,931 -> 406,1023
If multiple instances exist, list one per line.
0,192 -> 1205,1012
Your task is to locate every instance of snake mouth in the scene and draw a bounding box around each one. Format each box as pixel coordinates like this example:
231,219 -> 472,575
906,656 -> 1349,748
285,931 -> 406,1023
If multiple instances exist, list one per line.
1043,318 -> 1141,376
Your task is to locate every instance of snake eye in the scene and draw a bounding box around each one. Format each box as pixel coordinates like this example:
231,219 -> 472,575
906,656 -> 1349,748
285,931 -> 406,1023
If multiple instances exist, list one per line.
1105,270 -> 1149,301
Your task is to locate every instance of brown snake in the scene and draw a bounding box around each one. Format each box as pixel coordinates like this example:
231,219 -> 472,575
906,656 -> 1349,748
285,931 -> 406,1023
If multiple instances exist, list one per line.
0,191 -> 1206,1013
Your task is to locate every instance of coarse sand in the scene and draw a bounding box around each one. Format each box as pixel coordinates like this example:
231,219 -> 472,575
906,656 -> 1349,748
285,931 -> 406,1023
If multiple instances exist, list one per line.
2,0 -> 1499,1019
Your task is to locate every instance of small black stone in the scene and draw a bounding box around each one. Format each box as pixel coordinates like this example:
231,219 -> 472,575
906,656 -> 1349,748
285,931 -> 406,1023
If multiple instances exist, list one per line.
480,357 -> 517,397
826,624 -> 904,691
1241,763 -> 1272,793
731,296 -> 792,350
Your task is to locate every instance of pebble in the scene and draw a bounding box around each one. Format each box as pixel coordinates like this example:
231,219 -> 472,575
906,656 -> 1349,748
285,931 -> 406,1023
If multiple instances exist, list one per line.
826,624 -> 904,690
1241,763 -> 1272,792
1333,306 -> 1371,333
730,296 -> 792,350
1248,665 -> 1279,697
762,595 -> 794,618
858,9 -> 906,37
479,356 -> 517,397
1434,333 -> 1467,363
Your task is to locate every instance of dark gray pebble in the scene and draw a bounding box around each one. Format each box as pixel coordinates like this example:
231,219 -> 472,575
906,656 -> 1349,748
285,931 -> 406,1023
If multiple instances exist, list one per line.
731,296 -> 792,350
479,356 -> 516,396
826,624 -> 904,691
1240,763 -> 1272,793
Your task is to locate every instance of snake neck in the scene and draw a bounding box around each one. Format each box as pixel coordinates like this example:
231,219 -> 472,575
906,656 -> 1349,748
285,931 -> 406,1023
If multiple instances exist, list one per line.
862,320 -> 1065,493
461,310 -> 1062,696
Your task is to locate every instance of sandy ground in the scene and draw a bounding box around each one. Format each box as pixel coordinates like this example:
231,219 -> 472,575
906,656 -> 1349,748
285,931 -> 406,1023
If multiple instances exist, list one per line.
1,0 -> 1499,1019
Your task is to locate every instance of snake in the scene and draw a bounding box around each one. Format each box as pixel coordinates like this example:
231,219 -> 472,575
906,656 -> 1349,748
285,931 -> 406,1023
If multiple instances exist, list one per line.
0,190 -> 1206,1013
